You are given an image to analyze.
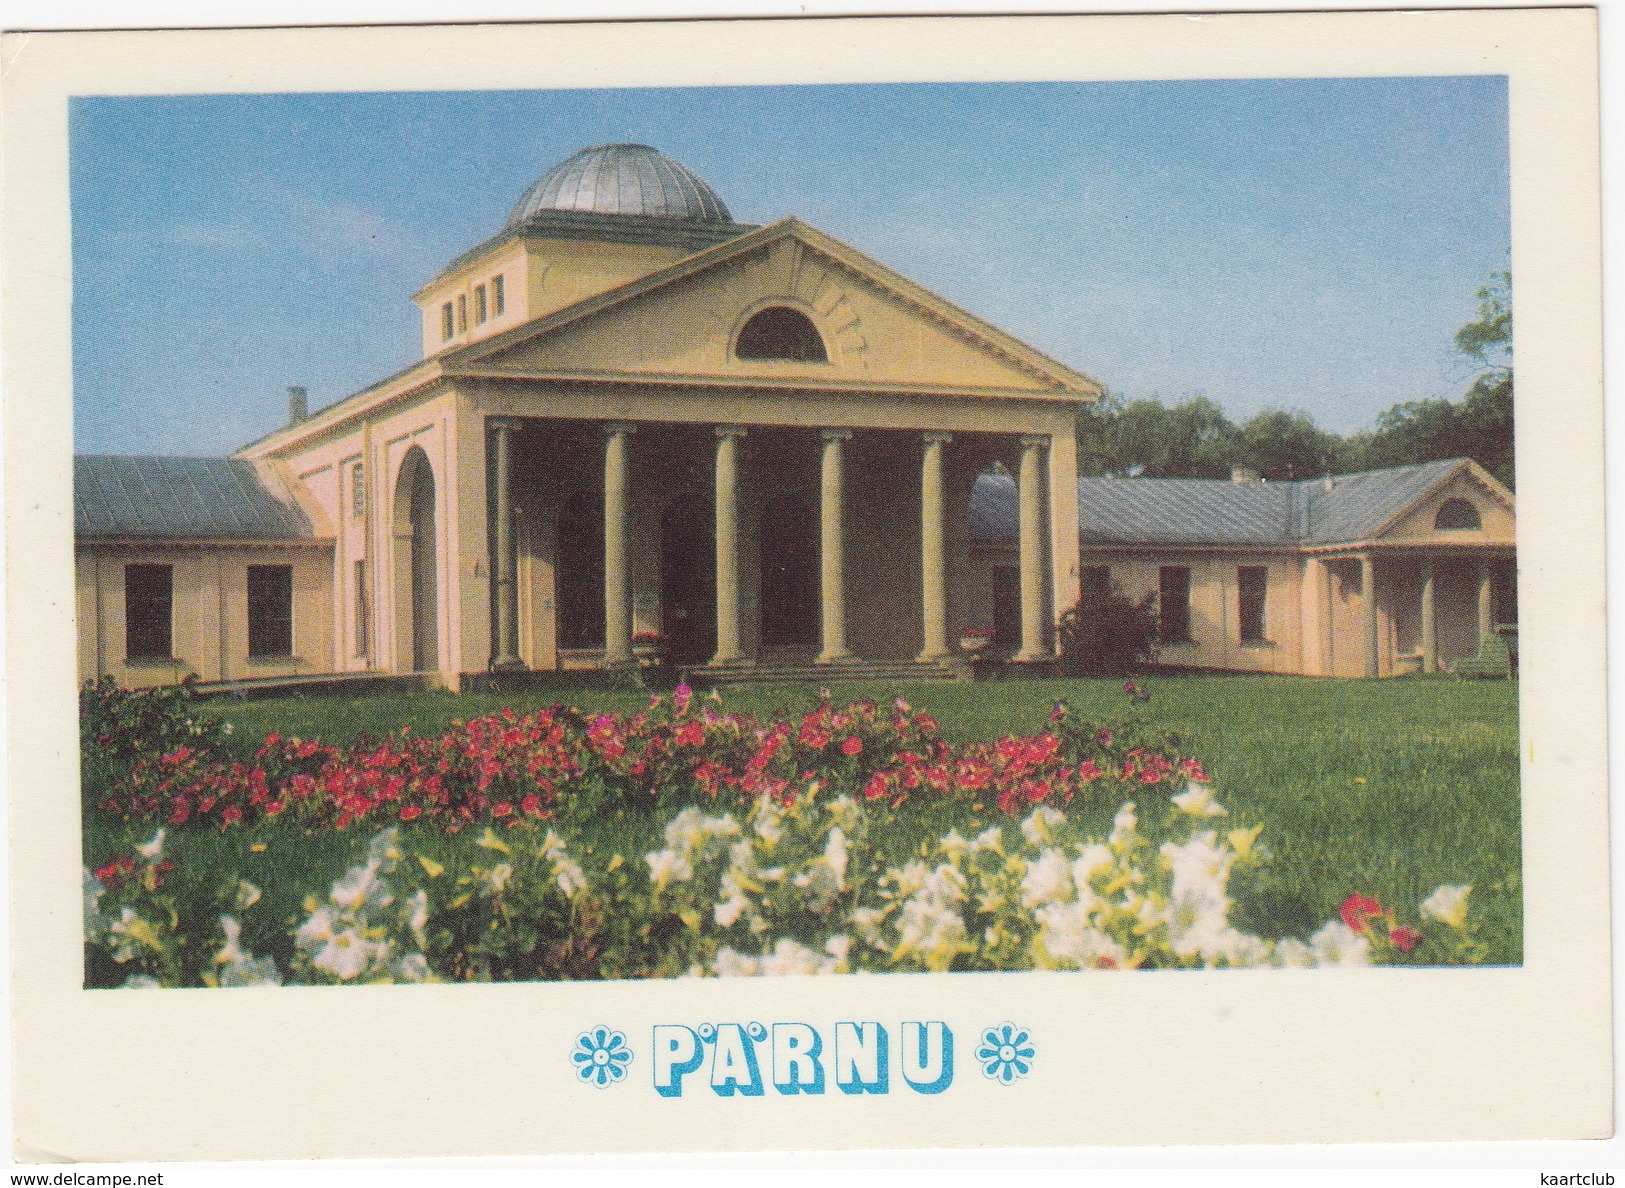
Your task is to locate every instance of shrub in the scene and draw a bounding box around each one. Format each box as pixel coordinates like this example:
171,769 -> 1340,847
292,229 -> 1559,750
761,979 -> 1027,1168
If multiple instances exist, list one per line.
1057,583 -> 1160,676
79,676 -> 232,813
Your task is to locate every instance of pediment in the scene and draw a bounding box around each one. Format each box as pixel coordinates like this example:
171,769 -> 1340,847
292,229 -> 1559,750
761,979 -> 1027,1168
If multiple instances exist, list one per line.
1378,465 -> 1516,545
447,221 -> 1098,399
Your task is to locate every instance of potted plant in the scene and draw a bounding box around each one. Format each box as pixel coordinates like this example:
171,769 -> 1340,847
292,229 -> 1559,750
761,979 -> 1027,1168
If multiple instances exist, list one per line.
959,626 -> 996,656
631,631 -> 666,667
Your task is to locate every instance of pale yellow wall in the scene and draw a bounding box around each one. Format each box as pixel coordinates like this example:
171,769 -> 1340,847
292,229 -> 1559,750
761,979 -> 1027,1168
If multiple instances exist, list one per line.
487,235 -> 1069,397
416,241 -> 532,357
76,544 -> 333,689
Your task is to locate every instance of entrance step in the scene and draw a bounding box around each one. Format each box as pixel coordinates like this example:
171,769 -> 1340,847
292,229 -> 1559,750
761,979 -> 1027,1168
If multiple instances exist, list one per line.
681,659 -> 963,688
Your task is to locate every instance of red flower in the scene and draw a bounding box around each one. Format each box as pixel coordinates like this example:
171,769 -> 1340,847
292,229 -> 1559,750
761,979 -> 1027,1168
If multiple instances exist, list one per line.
521,794 -> 543,815
840,735 -> 863,756
398,804 -> 422,821
1340,894 -> 1385,935
674,720 -> 705,748
1388,925 -> 1422,954
492,801 -> 513,817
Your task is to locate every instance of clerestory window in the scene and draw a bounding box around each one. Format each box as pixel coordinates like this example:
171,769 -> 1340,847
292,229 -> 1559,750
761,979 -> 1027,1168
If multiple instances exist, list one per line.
736,307 -> 827,363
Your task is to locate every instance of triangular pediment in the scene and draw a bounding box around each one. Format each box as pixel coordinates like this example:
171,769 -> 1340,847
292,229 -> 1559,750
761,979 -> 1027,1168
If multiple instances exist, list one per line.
446,220 -> 1099,399
1376,461 -> 1516,544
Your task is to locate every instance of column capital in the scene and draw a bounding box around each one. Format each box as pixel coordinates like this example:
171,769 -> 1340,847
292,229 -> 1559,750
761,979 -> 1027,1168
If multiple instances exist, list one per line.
487,417 -> 525,434
922,430 -> 954,446
1019,433 -> 1050,449
820,427 -> 854,442
603,421 -> 638,437
715,424 -> 748,440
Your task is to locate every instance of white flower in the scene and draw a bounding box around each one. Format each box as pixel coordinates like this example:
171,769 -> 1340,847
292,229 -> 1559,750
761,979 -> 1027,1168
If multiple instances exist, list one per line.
753,803 -> 786,846
137,828 -> 166,860
312,929 -> 380,980
824,935 -> 853,967
330,861 -> 391,912
1021,804 -> 1066,847
393,953 -> 434,983
233,880 -> 262,911
1274,938 -> 1315,968
82,868 -> 106,942
938,829 -> 970,863
1109,802 -> 1139,849
850,906 -> 888,945
107,907 -> 156,963
1072,843 -> 1114,886
1020,848 -> 1074,909
646,848 -> 693,890
760,938 -> 828,976
295,905 -> 339,951
119,975 -> 162,989
404,889 -> 429,946
539,829 -> 569,861
715,894 -> 750,929
663,807 -> 707,852
1165,885 -> 1234,960
969,826 -> 1005,855
823,827 -> 849,889
219,954 -> 282,988
1161,832 -> 1233,901
365,826 -> 402,869
215,915 -> 247,967
1170,781 -> 1227,818
1420,884 -> 1472,929
1309,920 -> 1372,967
553,859 -> 588,900
712,947 -> 761,977
485,863 -> 514,896
1034,899 -> 1126,969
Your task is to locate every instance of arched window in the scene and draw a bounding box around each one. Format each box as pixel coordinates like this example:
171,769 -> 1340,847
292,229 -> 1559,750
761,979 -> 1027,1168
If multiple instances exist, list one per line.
1435,498 -> 1482,531
735,307 -> 827,362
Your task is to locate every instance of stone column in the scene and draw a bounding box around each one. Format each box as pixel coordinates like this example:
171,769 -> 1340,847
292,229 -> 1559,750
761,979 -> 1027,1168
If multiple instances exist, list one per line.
1015,434 -> 1049,663
602,422 -> 636,667
1420,557 -> 1437,675
1477,558 -> 1494,638
1361,553 -> 1378,678
711,426 -> 748,666
816,429 -> 854,664
918,432 -> 952,661
489,418 -> 525,671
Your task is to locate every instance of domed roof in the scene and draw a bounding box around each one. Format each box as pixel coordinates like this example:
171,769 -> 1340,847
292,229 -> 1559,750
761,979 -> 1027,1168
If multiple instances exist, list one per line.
506,143 -> 732,228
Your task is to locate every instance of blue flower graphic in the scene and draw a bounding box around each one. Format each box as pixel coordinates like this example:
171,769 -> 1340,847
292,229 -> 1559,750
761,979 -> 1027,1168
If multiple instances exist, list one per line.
572,1026 -> 632,1088
977,1023 -> 1035,1085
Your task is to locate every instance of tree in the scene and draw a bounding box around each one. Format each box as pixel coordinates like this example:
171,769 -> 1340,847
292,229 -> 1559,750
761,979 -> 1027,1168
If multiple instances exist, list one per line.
1234,408 -> 1337,480
1057,584 -> 1161,676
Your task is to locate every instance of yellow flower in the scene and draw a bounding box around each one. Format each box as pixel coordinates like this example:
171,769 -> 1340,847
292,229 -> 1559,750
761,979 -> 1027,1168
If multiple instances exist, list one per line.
1227,825 -> 1264,859
417,856 -> 445,878
1420,884 -> 1472,929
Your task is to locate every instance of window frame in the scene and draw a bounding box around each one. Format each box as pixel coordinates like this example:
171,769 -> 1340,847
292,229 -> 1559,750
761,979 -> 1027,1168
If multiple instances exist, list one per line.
440,302 -> 454,341
124,563 -> 174,662
1237,565 -> 1268,644
246,564 -> 295,660
474,284 -> 488,325
491,274 -> 505,316
456,294 -> 468,333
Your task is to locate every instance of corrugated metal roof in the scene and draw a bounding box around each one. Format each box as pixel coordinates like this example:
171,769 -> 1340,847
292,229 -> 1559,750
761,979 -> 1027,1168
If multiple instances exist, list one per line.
971,458 -> 1473,549
75,455 -> 316,541
508,144 -> 733,227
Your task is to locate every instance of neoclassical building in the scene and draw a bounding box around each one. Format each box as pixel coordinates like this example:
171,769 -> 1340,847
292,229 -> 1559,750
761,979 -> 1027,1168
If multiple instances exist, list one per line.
76,144 -> 1096,690
73,144 -> 1516,690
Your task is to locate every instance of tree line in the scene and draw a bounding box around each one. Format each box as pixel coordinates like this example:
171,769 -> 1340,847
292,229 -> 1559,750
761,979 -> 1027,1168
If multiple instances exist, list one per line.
1074,272 -> 1514,489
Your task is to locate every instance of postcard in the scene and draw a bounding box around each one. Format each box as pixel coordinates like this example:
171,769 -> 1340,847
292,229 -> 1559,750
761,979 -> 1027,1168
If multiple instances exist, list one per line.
4,8 -> 1609,1161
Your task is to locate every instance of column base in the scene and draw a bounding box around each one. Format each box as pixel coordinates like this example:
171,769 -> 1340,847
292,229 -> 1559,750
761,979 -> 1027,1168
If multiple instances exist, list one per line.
490,656 -> 528,674
814,650 -> 859,666
917,647 -> 953,663
707,653 -> 755,669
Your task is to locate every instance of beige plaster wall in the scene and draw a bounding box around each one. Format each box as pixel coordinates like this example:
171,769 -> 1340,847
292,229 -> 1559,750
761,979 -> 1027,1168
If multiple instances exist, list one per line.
76,544 -> 333,689
1384,471 -> 1516,546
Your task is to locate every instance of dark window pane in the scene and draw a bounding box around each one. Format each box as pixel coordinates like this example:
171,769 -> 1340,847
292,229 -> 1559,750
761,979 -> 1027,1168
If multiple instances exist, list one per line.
736,307 -> 827,362
248,565 -> 294,657
125,564 -> 173,660
991,566 -> 1021,653
1158,566 -> 1191,643
1238,566 -> 1267,642
1081,566 -> 1111,604
492,275 -> 506,315
1435,498 -> 1482,531
354,559 -> 369,657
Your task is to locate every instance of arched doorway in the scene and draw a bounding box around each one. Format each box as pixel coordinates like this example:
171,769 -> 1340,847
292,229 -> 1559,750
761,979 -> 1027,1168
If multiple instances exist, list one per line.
660,500 -> 716,665
555,493 -> 605,650
759,494 -> 818,649
394,447 -> 438,673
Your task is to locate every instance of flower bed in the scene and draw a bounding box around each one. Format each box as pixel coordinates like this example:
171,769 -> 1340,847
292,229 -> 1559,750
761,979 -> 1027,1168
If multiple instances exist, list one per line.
81,681 -> 1489,986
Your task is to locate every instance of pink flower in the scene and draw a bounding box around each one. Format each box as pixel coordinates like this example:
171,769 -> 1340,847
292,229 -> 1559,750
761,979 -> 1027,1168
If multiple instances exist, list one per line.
840,735 -> 863,756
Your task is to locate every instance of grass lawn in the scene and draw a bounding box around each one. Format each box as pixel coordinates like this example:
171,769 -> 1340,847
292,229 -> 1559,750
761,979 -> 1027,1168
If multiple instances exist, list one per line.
85,674 -> 1522,968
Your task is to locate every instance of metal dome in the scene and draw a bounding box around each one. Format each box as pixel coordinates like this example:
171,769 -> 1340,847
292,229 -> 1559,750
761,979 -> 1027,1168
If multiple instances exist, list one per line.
506,144 -> 732,227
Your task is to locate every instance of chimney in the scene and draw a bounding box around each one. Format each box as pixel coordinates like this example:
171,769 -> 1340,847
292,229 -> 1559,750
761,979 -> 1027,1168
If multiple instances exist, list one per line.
288,386 -> 308,425
1230,466 -> 1260,484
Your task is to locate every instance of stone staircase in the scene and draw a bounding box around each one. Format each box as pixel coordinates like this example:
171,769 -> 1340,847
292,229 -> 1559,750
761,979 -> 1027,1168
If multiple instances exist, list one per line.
680,658 -> 963,688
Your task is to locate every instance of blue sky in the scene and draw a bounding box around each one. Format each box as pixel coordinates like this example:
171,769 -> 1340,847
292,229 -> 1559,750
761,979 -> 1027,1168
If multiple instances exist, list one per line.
70,78 -> 1509,455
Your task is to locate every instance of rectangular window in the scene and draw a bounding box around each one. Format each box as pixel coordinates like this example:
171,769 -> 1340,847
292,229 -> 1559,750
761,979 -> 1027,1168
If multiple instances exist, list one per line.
354,559 -> 369,658
1081,565 -> 1111,604
1158,565 -> 1192,643
491,274 -> 505,315
124,564 -> 173,661
247,565 -> 294,658
1238,566 -> 1268,643
440,302 -> 454,341
474,284 -> 488,324
456,294 -> 468,333
351,463 -> 365,518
